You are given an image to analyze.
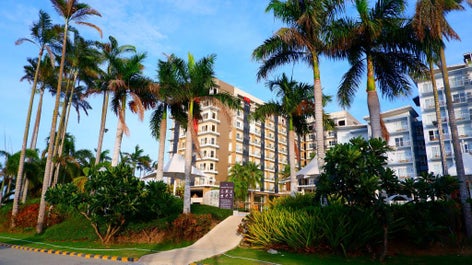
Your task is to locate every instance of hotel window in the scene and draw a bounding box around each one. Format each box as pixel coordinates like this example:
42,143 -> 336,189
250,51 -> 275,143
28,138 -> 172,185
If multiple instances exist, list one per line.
395,137 -> 404,147
209,163 -> 214,170
203,113 -> 209,120
211,138 -> 215,145
212,112 -> 216,119
453,92 -> 466,103
337,120 -> 346,126
211,125 -> 216,132
428,130 -> 439,141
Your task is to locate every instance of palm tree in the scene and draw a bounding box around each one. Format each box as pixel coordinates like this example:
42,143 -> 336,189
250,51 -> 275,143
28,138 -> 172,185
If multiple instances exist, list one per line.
109,53 -> 155,166
327,0 -> 422,139
412,0 -> 472,238
253,73 -> 314,193
150,55 -> 192,181
163,53 -> 241,213
228,162 -> 263,209
37,0 -> 102,234
93,36 -> 137,165
11,10 -> 59,227
253,0 -> 344,164
122,145 -> 152,176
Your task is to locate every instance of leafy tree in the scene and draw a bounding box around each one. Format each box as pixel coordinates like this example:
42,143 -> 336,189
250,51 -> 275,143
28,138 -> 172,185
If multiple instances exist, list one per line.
327,0 -> 422,139
160,53 -> 241,214
228,162 -> 263,208
109,53 -> 155,166
317,137 -> 399,207
46,163 -> 146,243
12,10 -> 59,228
38,0 -> 102,234
254,0 -> 345,162
412,0 -> 472,238
92,36 -> 137,165
252,73 -> 313,193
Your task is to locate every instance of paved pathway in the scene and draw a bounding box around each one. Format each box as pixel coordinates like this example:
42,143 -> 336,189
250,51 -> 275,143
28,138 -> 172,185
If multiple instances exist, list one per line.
138,214 -> 245,265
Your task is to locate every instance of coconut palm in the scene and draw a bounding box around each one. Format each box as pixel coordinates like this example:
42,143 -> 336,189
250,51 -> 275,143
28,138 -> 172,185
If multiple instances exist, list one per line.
92,36 -> 137,165
228,162 -> 263,208
11,10 -> 59,227
412,0 -> 472,238
327,0 -> 422,139
150,55 -> 193,181
253,73 -> 314,193
122,145 -> 152,176
163,53 -> 241,213
253,0 -> 344,163
109,53 -> 155,166
37,0 -> 102,233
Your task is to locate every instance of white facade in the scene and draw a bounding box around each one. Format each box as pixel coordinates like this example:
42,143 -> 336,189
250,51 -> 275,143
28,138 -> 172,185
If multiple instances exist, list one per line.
415,55 -> 472,176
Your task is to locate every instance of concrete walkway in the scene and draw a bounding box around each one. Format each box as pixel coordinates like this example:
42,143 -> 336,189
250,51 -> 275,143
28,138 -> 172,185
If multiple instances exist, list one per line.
138,214 -> 245,265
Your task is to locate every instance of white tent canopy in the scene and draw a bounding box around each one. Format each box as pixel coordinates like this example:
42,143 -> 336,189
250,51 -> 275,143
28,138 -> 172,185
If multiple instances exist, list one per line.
296,158 -> 321,179
163,153 -> 206,179
448,152 -> 472,176
141,154 -> 206,181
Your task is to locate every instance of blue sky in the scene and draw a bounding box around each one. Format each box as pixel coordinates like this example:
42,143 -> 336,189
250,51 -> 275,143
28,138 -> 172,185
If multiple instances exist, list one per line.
1,0 -> 471,162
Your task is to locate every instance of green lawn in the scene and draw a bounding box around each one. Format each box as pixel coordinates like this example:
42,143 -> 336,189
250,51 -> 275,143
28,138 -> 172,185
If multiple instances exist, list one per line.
198,247 -> 472,265
0,232 -> 190,259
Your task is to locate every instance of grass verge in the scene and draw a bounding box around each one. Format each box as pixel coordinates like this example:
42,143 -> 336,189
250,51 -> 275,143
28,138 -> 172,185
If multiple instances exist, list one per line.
0,232 -> 191,258
198,247 -> 472,265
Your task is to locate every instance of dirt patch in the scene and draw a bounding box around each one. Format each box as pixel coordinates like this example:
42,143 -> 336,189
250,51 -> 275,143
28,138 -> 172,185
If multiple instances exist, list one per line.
114,228 -> 167,244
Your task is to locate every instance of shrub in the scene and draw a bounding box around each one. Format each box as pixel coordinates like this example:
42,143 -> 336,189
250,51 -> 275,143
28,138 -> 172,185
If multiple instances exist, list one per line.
269,193 -> 316,211
242,208 -> 322,252
170,213 -> 212,242
191,204 -> 232,221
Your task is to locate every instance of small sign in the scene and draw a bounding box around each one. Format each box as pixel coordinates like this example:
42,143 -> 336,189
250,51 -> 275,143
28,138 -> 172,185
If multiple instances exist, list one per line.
219,182 -> 234,209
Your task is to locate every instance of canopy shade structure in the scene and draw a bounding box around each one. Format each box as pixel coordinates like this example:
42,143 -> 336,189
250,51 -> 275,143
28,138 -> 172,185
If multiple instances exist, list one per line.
448,152 -> 472,176
296,158 -> 321,179
163,153 -> 207,179
142,154 -> 206,181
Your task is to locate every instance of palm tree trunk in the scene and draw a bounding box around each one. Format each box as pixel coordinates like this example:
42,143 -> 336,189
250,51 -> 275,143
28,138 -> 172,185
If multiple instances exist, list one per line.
439,47 -> 472,238
312,54 -> 325,163
366,56 -> 382,139
183,101 -> 194,214
156,109 -> 167,180
37,22 -> 69,234
288,119 -> 297,194
30,88 -> 44,152
95,91 -> 109,165
429,60 -> 448,175
111,116 -> 124,167
11,48 -> 43,228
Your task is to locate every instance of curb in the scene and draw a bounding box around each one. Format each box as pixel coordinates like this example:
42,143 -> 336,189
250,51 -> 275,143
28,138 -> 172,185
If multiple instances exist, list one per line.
0,242 -> 136,262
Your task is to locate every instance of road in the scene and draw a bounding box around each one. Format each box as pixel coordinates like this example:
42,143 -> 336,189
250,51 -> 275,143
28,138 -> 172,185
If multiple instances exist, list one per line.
0,245 -> 144,265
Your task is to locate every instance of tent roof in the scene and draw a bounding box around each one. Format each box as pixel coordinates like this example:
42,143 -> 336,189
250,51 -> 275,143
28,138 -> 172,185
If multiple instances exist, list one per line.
296,158 -> 321,178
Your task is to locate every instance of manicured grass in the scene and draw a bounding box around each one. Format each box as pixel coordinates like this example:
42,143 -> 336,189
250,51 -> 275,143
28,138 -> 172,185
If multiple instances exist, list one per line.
0,232 -> 191,258
198,247 -> 472,265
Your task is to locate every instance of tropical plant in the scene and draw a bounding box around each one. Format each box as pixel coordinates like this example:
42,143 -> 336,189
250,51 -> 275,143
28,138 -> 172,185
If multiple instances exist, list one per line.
121,145 -> 152,176
412,0 -> 472,238
228,162 -> 263,208
253,0 -> 345,163
37,0 -> 102,233
109,52 -> 155,166
252,73 -> 313,193
92,36 -> 137,165
159,53 -> 241,214
46,163 -> 146,243
327,0 -> 423,139
12,9 -> 59,228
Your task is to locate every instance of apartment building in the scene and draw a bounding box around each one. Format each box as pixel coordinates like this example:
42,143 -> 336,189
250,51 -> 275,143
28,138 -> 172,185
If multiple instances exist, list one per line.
415,53 -> 472,176
168,79 -> 291,194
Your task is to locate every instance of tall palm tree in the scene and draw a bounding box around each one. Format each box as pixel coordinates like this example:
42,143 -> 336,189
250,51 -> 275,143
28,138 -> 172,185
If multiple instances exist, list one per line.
413,0 -> 472,238
327,0 -> 422,139
109,53 -> 155,166
122,145 -> 152,176
253,0 -> 344,164
253,73 -> 314,193
11,10 -> 59,227
150,55 -> 191,181
93,36 -> 136,165
37,0 -> 102,233
228,162 -> 263,208
164,53 -> 241,213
